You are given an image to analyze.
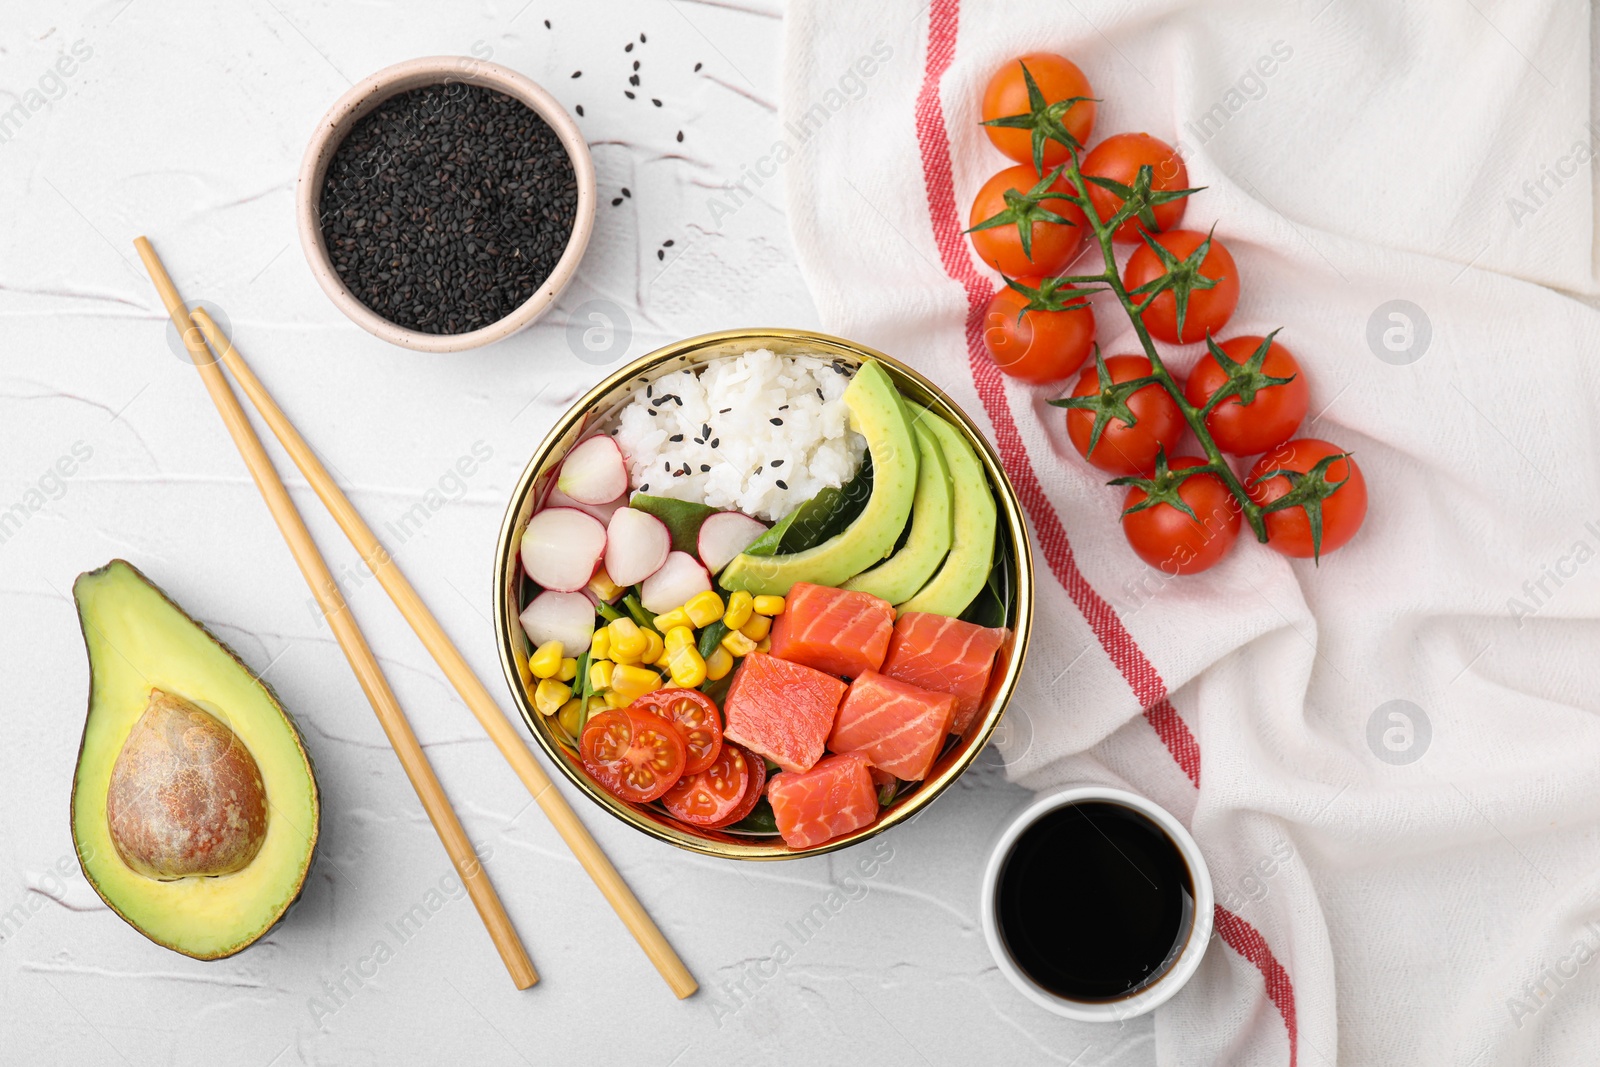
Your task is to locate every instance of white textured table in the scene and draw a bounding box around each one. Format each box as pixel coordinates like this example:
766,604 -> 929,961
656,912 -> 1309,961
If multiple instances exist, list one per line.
0,2 -> 1154,1062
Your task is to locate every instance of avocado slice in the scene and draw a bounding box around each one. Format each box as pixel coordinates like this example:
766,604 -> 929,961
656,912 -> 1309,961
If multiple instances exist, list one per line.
719,360 -> 918,595
843,420 -> 953,603
895,408 -> 997,617
70,560 -> 320,960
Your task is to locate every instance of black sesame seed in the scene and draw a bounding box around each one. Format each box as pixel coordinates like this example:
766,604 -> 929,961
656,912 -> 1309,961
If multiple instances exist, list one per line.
629,74 -> 640,86
640,32 -> 647,42
755,465 -> 763,474
770,459 -> 784,467
816,388 -> 824,399
612,197 -> 623,207
676,130 -> 684,142
664,460 -> 671,470
622,188 -> 632,198
572,71 -> 582,78
544,18 -> 551,28
646,383 -> 653,396
633,60 -> 640,71
700,464 -> 710,473
626,41 -> 634,52
625,90 -> 635,99
657,249 -> 664,260
652,99 -> 662,107
576,104 -> 585,116
778,405 -> 789,411
719,407 -> 732,414
710,438 -> 719,448
672,395 -> 683,406
776,480 -> 788,490
770,418 -> 783,426
640,483 -> 650,492
663,239 -> 674,247
647,409 -> 657,417
669,434 -> 683,442
694,62 -> 702,72
316,82 -> 578,335
702,423 -> 711,438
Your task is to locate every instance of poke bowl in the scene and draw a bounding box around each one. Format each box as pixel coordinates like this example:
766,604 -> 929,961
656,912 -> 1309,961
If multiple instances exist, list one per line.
492,328 -> 1034,859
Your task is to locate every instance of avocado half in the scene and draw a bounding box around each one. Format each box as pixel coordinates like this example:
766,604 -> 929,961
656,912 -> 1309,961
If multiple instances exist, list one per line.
70,560 -> 320,960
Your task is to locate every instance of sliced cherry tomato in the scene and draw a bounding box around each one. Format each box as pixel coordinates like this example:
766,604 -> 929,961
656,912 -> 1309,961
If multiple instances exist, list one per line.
662,742 -> 755,829
1119,456 -> 1241,575
580,708 -> 686,803
981,53 -> 1095,167
1244,438 -> 1367,559
968,164 -> 1087,278
716,744 -> 768,829
1063,354 -> 1186,475
631,689 -> 722,775
1184,335 -> 1309,456
982,279 -> 1095,384
1081,133 -> 1189,243
1122,229 -> 1240,344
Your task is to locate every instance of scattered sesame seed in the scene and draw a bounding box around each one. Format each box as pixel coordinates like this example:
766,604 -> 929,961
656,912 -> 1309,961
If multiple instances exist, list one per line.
652,98 -> 662,107
719,407 -> 732,414
778,404 -> 789,411
611,197 -> 623,206
710,438 -> 719,448
770,459 -> 784,467
625,90 -> 635,99
657,249 -> 664,260
640,32 -> 647,42
676,130 -> 684,142
776,479 -> 787,490
629,74 -> 640,86
572,71 -> 582,78
669,434 -> 683,442
694,62 -> 702,72
755,465 -> 763,474
626,41 -> 634,52
622,188 -> 632,198
700,464 -> 710,473
544,18 -> 551,28
633,60 -> 640,71
769,417 -> 783,426
663,239 -> 674,247
576,104 -> 585,116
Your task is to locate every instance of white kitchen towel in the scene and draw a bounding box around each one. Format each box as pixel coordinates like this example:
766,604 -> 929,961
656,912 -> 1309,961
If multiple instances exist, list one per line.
782,1 -> 1600,1064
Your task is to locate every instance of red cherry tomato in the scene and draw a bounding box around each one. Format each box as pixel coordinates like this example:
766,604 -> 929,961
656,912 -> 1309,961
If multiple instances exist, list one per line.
1244,438 -> 1368,559
1063,354 -> 1186,475
1081,133 -> 1189,243
982,280 -> 1095,384
1120,457 -> 1241,575
1184,335 -> 1310,456
1122,229 -> 1240,344
631,689 -> 722,775
717,744 -> 768,829
968,164 -> 1087,278
662,742 -> 760,829
580,708 -> 686,803
981,53 -> 1096,167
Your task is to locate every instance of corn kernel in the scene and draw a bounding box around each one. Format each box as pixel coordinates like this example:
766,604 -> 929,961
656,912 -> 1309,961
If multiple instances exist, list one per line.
588,659 -> 614,691
684,590 -> 725,628
705,645 -> 734,682
611,664 -> 663,704
753,595 -> 785,616
723,590 -> 754,630
586,695 -> 607,715
740,614 -> 771,642
529,640 -> 564,679
557,698 -> 584,738
664,624 -> 696,655
605,688 -> 629,708
589,628 -> 611,659
721,630 -> 758,657
534,678 -> 572,716
641,629 -> 665,666
608,618 -> 647,662
587,566 -> 623,604
668,646 -> 707,688
653,607 -> 690,632
756,636 -> 772,654
557,657 -> 578,682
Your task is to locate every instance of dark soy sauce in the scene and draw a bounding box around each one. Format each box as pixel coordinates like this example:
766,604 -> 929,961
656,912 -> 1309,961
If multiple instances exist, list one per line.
996,801 -> 1193,1001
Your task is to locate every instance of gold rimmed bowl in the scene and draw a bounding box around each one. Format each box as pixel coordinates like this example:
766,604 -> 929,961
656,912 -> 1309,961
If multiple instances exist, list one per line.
492,329 -> 1034,859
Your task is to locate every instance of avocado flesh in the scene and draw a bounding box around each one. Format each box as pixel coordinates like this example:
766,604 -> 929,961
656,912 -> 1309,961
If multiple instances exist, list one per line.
71,560 -> 320,960
843,420 -> 953,603
719,360 -> 918,595
895,407 -> 997,617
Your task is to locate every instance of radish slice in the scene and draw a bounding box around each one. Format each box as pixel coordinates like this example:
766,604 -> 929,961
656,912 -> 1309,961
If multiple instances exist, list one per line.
641,551 -> 712,614
605,507 -> 671,587
546,486 -> 625,525
556,436 -> 628,505
698,512 -> 769,573
520,508 -> 606,592
519,590 -> 596,652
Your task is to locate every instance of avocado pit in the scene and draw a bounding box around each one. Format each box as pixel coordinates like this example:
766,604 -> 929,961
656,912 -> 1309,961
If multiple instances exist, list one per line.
105,689 -> 269,880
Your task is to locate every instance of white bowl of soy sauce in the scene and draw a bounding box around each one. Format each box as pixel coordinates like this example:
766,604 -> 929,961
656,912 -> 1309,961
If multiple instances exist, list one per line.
981,787 -> 1213,1021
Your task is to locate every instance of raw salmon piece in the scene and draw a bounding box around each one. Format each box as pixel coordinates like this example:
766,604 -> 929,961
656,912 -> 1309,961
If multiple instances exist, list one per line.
768,582 -> 895,679
722,652 -> 846,774
880,612 -> 1008,735
767,752 -> 878,849
829,671 -> 956,782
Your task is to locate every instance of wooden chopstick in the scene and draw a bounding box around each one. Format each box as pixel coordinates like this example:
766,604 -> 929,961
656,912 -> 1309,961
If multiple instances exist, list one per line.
188,307 -> 700,1001
133,238 -> 538,991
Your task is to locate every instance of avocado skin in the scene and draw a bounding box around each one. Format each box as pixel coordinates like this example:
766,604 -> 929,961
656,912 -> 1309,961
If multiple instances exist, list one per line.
843,420 -> 953,604
719,360 -> 919,595
70,559 -> 321,961
895,408 -> 997,618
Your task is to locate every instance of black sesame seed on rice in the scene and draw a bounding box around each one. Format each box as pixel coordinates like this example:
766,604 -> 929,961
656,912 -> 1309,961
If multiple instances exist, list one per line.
669,434 -> 683,442
318,83 -> 578,336
776,480 -> 788,490
719,407 -> 731,414
700,464 -> 710,473
710,438 -> 719,448
770,417 -> 783,426
770,459 -> 783,467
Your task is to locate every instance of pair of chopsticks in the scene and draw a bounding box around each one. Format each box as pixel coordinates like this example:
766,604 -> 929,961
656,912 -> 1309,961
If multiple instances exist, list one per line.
134,237 -> 696,998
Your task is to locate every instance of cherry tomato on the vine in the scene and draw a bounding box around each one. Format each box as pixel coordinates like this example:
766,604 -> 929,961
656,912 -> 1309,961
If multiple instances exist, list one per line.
968,164 -> 1087,278
1244,438 -> 1367,559
982,279 -> 1095,384
1122,229 -> 1240,344
1081,133 -> 1189,243
981,53 -> 1096,167
1184,335 -> 1309,456
1119,456 -> 1241,575
580,708 -> 686,803
1062,354 -> 1186,475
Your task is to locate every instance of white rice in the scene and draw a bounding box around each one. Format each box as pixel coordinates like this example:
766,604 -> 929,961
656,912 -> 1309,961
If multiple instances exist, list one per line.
610,348 -> 867,521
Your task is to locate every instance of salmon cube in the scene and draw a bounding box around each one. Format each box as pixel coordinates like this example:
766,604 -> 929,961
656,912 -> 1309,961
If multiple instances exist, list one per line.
880,613 -> 1008,735
829,671 -> 956,782
768,582 -> 895,679
722,652 -> 846,774
767,752 -> 878,849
